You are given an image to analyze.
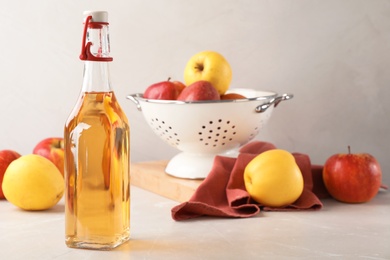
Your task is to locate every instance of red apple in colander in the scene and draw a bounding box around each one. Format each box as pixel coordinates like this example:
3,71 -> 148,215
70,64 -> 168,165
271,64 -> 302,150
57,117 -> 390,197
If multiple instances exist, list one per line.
177,81 -> 220,101
144,78 -> 184,100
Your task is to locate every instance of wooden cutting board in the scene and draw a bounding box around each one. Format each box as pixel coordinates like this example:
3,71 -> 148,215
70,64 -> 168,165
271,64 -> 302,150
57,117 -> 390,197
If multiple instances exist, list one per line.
130,160 -> 202,202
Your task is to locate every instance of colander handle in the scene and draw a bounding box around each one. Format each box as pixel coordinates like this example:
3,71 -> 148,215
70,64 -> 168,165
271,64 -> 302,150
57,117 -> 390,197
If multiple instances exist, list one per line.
255,93 -> 293,113
126,94 -> 142,111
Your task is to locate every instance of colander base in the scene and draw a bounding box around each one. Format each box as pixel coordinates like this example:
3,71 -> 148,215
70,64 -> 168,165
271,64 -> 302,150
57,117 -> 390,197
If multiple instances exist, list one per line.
165,150 -> 239,179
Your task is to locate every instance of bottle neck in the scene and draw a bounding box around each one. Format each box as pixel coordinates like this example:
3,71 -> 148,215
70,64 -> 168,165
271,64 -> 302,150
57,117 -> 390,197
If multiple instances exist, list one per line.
82,61 -> 112,92
81,22 -> 112,92
86,23 -> 111,59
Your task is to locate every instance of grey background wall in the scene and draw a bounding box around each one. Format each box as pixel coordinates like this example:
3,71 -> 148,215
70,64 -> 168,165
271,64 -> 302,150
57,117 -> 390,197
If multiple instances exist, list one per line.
1,0 -> 389,184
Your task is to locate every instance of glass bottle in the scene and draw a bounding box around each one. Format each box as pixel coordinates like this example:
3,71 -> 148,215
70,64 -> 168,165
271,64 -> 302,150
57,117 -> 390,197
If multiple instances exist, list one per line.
64,11 -> 130,250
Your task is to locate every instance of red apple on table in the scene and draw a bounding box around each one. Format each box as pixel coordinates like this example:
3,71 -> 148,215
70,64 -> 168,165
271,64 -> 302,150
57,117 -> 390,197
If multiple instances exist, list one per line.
0,150 -> 21,199
144,78 -> 184,100
177,80 -> 220,101
33,137 -> 65,177
322,146 -> 382,203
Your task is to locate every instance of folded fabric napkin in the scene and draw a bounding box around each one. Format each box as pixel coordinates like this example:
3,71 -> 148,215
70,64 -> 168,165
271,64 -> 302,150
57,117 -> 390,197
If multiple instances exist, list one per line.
171,141 -> 328,221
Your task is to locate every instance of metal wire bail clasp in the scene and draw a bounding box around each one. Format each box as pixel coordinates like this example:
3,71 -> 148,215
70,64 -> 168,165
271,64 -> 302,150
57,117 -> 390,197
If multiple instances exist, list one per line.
79,15 -> 113,62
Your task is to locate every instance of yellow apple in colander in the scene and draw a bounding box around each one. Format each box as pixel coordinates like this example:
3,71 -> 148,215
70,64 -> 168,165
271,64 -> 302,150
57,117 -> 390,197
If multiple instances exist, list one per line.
183,50 -> 232,95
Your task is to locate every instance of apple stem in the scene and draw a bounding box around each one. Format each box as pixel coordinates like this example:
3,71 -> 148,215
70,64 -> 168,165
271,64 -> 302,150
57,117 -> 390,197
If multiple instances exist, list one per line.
167,77 -> 171,82
195,63 -> 204,71
348,145 -> 351,154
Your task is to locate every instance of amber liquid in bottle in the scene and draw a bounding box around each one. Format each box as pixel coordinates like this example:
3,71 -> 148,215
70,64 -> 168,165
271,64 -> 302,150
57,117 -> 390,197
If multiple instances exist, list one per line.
64,11 -> 130,250
64,91 -> 130,249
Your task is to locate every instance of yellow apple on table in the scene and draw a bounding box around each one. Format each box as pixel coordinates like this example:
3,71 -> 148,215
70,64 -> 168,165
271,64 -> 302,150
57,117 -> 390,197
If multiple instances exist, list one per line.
2,154 -> 64,211
183,50 -> 232,95
244,149 -> 304,207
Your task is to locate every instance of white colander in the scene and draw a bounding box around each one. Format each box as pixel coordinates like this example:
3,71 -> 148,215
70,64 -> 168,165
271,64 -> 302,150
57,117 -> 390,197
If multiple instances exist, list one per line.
127,88 -> 292,179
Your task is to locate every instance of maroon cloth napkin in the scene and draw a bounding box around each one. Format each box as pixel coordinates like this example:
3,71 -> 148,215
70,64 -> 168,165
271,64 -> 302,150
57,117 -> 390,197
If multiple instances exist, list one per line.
171,141 -> 328,221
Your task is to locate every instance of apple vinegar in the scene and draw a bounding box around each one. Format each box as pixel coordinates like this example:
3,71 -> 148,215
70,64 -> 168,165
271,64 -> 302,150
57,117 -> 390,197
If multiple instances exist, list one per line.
64,92 -> 130,249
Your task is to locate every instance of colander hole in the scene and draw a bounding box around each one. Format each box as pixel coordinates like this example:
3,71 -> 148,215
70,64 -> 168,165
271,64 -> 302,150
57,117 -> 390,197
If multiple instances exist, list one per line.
202,126 -> 206,129
200,138 -> 203,141
216,133 -> 220,136
209,121 -> 213,124
217,127 -> 221,130
209,130 -> 213,133
227,121 -> 230,124
162,121 -> 165,124
233,132 -> 236,135
198,132 -> 202,135
232,125 -> 236,129
218,119 -> 222,122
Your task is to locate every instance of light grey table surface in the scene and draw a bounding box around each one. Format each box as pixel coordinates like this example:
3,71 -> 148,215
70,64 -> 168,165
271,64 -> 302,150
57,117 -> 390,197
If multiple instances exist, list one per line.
1,186 -> 389,260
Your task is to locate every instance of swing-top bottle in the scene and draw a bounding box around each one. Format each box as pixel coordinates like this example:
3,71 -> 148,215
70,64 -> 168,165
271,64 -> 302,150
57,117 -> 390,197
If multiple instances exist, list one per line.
64,11 -> 130,250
